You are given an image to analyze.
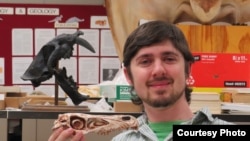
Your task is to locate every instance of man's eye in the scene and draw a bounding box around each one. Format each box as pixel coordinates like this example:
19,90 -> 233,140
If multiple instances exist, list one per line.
139,59 -> 151,66
164,57 -> 175,62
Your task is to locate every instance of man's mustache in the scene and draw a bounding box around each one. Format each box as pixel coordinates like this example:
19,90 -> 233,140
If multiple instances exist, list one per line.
147,77 -> 173,86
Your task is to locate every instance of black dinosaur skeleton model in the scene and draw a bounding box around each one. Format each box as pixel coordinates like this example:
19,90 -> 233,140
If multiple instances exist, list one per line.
21,31 -> 95,105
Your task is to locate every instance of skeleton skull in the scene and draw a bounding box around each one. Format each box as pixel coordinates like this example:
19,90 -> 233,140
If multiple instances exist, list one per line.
52,113 -> 139,135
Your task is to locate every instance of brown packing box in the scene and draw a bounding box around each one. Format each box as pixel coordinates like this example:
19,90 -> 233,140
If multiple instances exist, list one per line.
5,92 -> 28,109
25,95 -> 67,105
6,92 -> 27,97
113,101 -> 143,112
5,97 -> 29,108
5,95 -> 68,108
0,93 -> 5,110
0,100 -> 4,110
0,86 -> 24,109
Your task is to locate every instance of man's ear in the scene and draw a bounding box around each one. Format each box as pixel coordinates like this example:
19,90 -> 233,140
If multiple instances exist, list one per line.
123,67 -> 133,85
186,62 -> 193,78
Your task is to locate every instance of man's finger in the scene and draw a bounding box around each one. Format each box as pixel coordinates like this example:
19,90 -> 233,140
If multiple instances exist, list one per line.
71,131 -> 85,141
48,127 -> 64,141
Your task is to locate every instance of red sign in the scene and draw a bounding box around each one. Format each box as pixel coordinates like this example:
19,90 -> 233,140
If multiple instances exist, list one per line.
188,53 -> 250,88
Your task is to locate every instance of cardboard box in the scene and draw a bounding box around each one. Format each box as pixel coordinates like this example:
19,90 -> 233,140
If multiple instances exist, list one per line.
4,92 -> 28,108
189,53 -> 250,88
100,85 -> 132,101
6,92 -> 27,97
113,101 -> 143,112
5,97 -> 29,108
0,93 -> 5,110
0,100 -> 4,110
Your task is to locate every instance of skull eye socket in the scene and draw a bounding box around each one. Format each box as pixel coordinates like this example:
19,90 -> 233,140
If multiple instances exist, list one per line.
122,116 -> 131,121
87,118 -> 109,129
70,116 -> 86,130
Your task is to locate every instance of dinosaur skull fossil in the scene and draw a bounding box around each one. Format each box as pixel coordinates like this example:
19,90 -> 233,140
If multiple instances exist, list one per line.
52,113 -> 138,135
21,31 -> 95,105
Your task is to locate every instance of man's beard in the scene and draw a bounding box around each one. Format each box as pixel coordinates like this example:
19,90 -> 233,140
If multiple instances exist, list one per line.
143,88 -> 185,108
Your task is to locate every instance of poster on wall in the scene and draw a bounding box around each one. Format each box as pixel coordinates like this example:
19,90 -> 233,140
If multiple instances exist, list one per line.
0,3 -> 107,87
0,58 -> 4,85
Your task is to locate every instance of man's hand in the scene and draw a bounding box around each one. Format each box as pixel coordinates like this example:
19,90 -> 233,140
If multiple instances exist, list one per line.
48,127 -> 85,141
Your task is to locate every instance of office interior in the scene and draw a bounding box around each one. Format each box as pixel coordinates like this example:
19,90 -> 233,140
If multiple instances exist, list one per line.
1,0 -> 250,141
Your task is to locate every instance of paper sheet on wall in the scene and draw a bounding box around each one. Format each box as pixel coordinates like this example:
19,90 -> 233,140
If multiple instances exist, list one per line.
12,57 -> 33,84
100,30 -> 117,56
90,16 -> 110,29
100,58 -> 121,82
78,57 -> 99,84
0,58 -> 4,85
12,28 -> 33,55
35,28 -> 55,54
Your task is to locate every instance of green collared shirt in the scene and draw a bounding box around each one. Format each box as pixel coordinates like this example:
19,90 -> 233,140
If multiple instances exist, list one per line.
112,107 -> 234,141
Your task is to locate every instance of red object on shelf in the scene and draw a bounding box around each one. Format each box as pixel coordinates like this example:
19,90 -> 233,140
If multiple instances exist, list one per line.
189,53 -> 250,88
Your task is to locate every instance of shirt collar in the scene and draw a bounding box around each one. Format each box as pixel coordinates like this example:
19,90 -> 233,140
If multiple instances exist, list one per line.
138,107 -> 215,125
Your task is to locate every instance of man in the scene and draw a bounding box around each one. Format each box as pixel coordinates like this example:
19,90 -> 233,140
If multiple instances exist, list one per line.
48,20 -> 232,141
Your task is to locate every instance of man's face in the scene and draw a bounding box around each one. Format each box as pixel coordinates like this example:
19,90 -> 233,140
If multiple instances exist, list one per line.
124,40 -> 187,108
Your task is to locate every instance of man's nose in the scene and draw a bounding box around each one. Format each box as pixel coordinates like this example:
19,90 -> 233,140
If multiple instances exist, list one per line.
152,61 -> 166,77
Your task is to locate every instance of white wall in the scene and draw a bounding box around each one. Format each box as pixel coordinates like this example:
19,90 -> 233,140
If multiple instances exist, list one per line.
0,0 -> 104,5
